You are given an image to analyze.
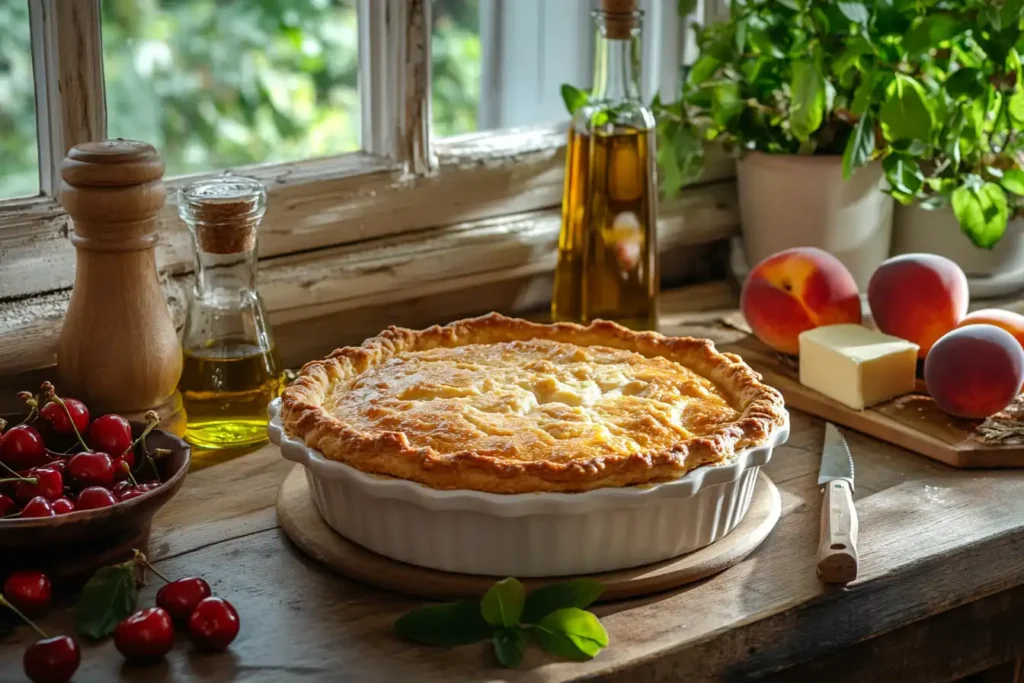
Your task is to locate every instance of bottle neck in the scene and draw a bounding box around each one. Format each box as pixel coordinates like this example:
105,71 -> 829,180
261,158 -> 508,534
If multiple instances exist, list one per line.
193,243 -> 259,301
590,17 -> 642,102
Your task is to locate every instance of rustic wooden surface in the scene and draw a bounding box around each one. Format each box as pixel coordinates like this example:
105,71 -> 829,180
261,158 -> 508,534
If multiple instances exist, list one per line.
727,333 -> 1024,468
276,467 -> 781,602
1,303 -> 1024,682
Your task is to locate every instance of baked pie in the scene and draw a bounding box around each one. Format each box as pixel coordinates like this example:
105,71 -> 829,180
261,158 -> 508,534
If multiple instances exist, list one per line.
279,313 -> 786,494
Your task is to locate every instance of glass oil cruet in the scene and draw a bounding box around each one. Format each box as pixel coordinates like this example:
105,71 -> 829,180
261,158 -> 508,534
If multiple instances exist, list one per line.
551,0 -> 659,331
176,177 -> 282,451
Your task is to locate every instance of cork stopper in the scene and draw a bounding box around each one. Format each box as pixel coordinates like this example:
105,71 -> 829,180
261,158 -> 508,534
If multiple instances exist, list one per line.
600,0 -> 639,39
178,177 -> 267,255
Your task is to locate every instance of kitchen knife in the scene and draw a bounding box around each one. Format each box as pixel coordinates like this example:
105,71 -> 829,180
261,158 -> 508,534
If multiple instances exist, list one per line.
817,422 -> 859,584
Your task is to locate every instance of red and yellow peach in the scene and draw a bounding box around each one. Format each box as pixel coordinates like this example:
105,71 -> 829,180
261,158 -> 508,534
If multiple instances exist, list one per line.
741,247 -> 862,355
924,324 -> 1024,419
867,254 -> 969,358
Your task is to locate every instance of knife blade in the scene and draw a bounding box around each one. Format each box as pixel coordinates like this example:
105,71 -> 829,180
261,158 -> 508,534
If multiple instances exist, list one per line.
817,423 -> 859,584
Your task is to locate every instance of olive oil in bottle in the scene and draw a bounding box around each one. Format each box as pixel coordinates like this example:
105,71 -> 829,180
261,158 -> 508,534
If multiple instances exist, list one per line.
552,0 -> 659,331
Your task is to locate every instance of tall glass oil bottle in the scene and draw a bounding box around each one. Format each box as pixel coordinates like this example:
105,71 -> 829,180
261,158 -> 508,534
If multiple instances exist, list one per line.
177,177 -> 283,452
552,0 -> 659,331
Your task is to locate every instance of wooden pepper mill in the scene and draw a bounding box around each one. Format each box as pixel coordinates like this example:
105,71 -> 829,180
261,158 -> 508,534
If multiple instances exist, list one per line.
57,139 -> 186,436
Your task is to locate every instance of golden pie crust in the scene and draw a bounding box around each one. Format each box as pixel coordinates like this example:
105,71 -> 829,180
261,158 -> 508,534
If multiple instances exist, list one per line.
280,313 -> 786,494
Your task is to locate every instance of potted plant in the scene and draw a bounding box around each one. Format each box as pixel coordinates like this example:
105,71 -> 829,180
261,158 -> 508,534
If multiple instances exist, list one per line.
885,2 -> 1024,296
564,1 -> 945,289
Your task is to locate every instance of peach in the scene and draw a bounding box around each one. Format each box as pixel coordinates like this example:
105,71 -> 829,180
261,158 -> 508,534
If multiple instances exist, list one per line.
740,247 -> 861,355
867,254 -> 969,359
924,324 -> 1024,419
957,309 -> 1024,351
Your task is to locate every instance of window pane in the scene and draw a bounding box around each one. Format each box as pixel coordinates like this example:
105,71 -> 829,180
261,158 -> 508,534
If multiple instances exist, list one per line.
431,0 -> 593,137
102,0 -> 360,178
0,0 -> 40,199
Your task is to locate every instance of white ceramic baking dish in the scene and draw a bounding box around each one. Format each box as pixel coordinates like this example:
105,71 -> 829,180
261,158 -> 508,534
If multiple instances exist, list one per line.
267,398 -> 789,577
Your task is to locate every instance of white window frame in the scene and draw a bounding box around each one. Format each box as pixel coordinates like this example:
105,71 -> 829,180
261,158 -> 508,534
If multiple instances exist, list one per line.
0,0 -> 736,375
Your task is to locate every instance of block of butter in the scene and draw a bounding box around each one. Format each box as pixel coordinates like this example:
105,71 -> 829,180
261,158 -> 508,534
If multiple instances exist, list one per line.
798,324 -> 919,410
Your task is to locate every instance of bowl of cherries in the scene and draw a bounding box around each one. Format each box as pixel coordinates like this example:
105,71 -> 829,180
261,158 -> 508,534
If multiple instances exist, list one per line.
0,382 -> 190,582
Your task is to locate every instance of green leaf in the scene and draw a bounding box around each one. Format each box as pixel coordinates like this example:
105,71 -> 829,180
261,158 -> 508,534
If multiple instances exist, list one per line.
883,154 -> 924,197
687,54 -> 720,87
842,113 -> 876,180
879,74 -> 934,143
776,0 -> 801,10
1010,91 -> 1024,126
920,195 -> 951,211
1001,169 -> 1024,196
832,37 -> 873,82
952,181 -> 1010,249
493,628 -> 528,668
394,599 -> 494,646
851,75 -> 874,116
789,59 -> 827,142
678,0 -> 698,16
836,2 -> 869,25
560,84 -> 589,116
75,561 -> 138,639
903,15 -> 966,56
522,579 -> 605,625
534,608 -> 610,662
945,68 -> 985,100
481,578 -> 525,629
711,81 -> 742,127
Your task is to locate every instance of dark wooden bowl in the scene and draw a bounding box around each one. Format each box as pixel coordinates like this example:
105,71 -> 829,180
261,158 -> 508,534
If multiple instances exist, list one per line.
0,419 -> 190,586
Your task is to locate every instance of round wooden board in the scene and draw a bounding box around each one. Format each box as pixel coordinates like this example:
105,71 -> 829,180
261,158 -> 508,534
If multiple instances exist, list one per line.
277,465 -> 781,602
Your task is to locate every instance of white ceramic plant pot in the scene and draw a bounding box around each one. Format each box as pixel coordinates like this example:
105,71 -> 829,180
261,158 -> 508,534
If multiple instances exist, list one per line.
736,152 -> 894,290
892,204 -> 1024,298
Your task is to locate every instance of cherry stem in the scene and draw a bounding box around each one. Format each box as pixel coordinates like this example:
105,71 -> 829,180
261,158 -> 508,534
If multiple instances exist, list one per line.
41,384 -> 91,453
0,418 -> 6,434
121,461 -> 138,488
0,476 -> 37,486
132,549 -> 172,584
126,412 -> 161,456
0,595 -> 49,639
0,461 -> 22,478
15,392 -> 38,427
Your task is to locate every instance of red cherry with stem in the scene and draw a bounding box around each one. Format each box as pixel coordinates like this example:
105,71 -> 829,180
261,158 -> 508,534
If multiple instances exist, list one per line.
114,607 -> 175,663
51,497 -> 75,515
42,458 -> 66,476
76,487 -> 117,510
23,636 -> 80,683
14,468 -> 63,503
156,577 -> 212,623
112,454 -> 136,482
87,414 -> 133,457
112,481 -> 133,498
0,426 -> 48,470
20,496 -> 56,518
3,571 -> 52,617
0,593 -> 80,683
39,398 -> 89,436
0,493 -> 15,516
188,597 -> 240,651
66,452 -> 115,489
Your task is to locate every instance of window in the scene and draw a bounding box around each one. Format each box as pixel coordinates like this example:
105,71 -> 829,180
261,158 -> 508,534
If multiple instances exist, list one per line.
0,0 -> 39,199
0,0 -> 724,377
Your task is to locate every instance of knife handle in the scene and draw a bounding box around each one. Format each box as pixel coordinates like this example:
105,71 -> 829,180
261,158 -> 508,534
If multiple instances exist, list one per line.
817,480 -> 859,584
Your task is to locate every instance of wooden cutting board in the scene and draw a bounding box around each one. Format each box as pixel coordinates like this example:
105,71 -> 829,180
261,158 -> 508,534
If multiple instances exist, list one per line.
724,334 -> 1024,468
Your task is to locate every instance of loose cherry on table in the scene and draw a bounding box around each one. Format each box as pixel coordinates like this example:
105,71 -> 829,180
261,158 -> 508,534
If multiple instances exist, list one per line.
20,496 -> 56,518
0,593 -> 80,683
188,597 -> 240,652
66,452 -> 115,489
76,486 -> 117,511
39,398 -> 89,437
87,414 -> 133,457
3,571 -> 52,617
114,607 -> 175,663
157,577 -> 212,623
0,425 -> 48,470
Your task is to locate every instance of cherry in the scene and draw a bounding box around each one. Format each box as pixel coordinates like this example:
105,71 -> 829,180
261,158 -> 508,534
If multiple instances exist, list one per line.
114,607 -> 175,663
20,497 -> 55,518
0,493 -> 15,516
14,468 -> 63,503
51,497 -> 75,515
157,577 -> 212,623
66,452 -> 115,489
23,636 -> 80,683
188,597 -> 240,652
112,481 -> 133,498
88,414 -> 133,457
76,486 -> 117,510
112,453 -> 136,482
3,571 -> 52,617
0,426 -> 48,470
39,398 -> 89,437
42,458 -> 66,476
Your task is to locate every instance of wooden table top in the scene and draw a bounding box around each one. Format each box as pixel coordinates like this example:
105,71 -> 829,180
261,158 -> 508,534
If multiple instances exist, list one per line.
2,303 -> 1024,682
